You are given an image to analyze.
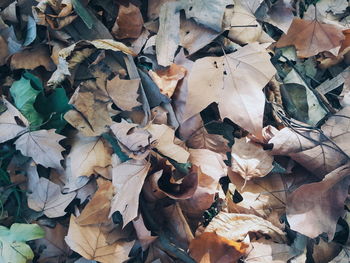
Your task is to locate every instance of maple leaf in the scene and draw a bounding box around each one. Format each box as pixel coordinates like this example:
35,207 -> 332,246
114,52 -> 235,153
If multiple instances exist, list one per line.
184,43 -> 276,138
276,18 -> 345,58
109,159 -> 151,227
15,129 -> 65,169
65,215 -> 134,263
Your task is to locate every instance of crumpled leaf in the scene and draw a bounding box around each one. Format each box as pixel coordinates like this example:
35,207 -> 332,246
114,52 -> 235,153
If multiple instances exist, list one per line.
15,129 -> 65,169
276,18 -> 345,58
76,178 -> 114,225
0,97 -> 29,143
189,232 -> 248,263
109,159 -> 151,227
106,75 -> 141,111
329,247 -> 350,263
231,137 -> 274,180
0,223 -> 44,263
204,212 -> 287,243
27,171 -> 76,218
133,214 -> 157,250
287,163 -> 350,239
149,63 -> 186,98
112,3 -> 144,39
65,215 -> 134,263
184,43 -> 276,138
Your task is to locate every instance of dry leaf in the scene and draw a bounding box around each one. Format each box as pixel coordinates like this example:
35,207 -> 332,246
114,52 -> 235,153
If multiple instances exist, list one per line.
276,18 -> 345,58
106,76 -> 141,111
0,36 -> 9,66
27,176 -> 76,218
231,137 -> 274,180
109,159 -> 151,227
189,232 -> 248,263
149,63 -> 186,98
65,215 -> 134,263
76,178 -> 114,225
132,214 -> 157,250
147,124 -> 190,163
287,163 -> 350,239
205,212 -> 287,243
10,45 -> 56,71
64,81 -> 113,137
15,129 -> 65,169
0,97 -> 29,143
66,135 -> 112,182
112,3 -> 144,39
184,43 -> 276,138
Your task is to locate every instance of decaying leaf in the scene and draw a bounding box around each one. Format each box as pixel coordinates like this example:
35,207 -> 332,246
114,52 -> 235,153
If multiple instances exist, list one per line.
109,159 -> 151,227
276,18 -> 345,58
65,215 -> 134,263
231,137 -> 274,180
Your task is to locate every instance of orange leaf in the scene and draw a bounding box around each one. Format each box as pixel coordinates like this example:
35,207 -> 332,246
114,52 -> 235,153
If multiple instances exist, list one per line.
276,18 -> 344,58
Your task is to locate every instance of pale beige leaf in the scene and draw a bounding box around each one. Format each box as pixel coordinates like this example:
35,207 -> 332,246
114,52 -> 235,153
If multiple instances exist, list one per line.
231,137 -> 274,180
133,214 -> 157,250
109,159 -> 151,227
76,178 -> 114,226
66,135 -> 112,181
287,163 -> 350,239
147,124 -> 190,163
205,212 -> 287,243
0,97 -> 29,143
106,76 -> 141,111
27,177 -> 76,218
90,39 -> 135,55
65,215 -> 134,263
15,129 -> 65,169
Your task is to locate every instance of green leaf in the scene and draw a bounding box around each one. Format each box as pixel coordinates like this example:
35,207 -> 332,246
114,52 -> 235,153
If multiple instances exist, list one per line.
10,74 -> 43,128
35,88 -> 71,131
102,133 -> 130,162
0,223 -> 44,263
72,0 -> 94,29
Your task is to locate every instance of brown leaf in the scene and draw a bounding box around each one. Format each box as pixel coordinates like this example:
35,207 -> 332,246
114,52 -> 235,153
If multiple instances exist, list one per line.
15,129 -> 65,169
109,159 -> 151,227
65,215 -> 134,263
231,137 -> 274,180
287,163 -> 350,239
276,18 -> 345,58
106,76 -> 141,111
0,97 -> 29,143
149,63 -> 186,98
76,178 -> 114,226
112,3 -> 144,39
10,45 -> 56,71
132,214 -> 157,250
189,232 -> 248,263
0,36 -> 9,66
27,173 -> 76,218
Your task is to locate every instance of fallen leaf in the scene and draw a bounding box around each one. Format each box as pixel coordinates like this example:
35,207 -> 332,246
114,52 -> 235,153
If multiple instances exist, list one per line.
276,18 -> 345,58
65,215 -> 134,263
0,36 -> 9,65
262,0 -> 294,34
112,3 -> 144,39
286,163 -> 350,239
205,212 -> 287,243
189,232 -> 248,263
231,137 -> 274,180
0,97 -> 29,143
106,76 -> 141,111
147,124 -> 190,163
15,129 -> 65,169
66,135 -> 112,182
149,63 -> 186,98
109,159 -> 151,227
329,247 -> 350,263
76,178 -> 114,225
132,214 -> 157,250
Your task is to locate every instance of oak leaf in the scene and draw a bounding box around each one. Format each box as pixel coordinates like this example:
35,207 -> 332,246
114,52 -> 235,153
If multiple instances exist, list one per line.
65,215 -> 134,263
276,18 -> 345,58
109,159 -> 151,227
15,129 -> 65,169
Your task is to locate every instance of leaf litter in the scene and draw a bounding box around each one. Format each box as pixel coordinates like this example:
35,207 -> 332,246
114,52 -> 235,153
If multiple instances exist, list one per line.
0,0 -> 350,262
